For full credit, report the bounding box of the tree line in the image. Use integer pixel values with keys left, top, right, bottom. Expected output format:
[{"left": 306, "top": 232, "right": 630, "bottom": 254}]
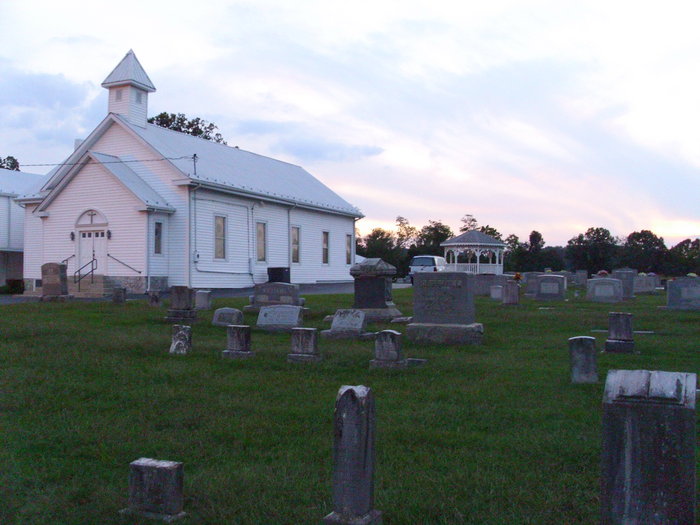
[{"left": 356, "top": 215, "right": 700, "bottom": 277}]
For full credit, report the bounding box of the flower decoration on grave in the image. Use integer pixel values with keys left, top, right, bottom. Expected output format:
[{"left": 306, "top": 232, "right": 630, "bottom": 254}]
[
  {"left": 597, "top": 270, "right": 609, "bottom": 276},
  {"left": 513, "top": 272, "right": 522, "bottom": 282}
]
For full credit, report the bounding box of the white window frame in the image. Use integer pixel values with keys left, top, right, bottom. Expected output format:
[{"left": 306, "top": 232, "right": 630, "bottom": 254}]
[
  {"left": 256, "top": 221, "right": 267, "bottom": 263},
  {"left": 291, "top": 225, "right": 301, "bottom": 264},
  {"left": 214, "top": 214, "right": 227, "bottom": 260}
]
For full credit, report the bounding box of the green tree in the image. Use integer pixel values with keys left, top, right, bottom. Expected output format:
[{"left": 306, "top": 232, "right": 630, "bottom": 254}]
[
  {"left": 666, "top": 238, "right": 700, "bottom": 275},
  {"left": 528, "top": 230, "right": 544, "bottom": 253},
  {"left": 0, "top": 156, "right": 20, "bottom": 171},
  {"left": 620, "top": 230, "right": 667, "bottom": 272},
  {"left": 459, "top": 214, "right": 478, "bottom": 232},
  {"left": 416, "top": 220, "right": 454, "bottom": 255},
  {"left": 566, "top": 227, "right": 619, "bottom": 273},
  {"left": 148, "top": 112, "right": 227, "bottom": 144},
  {"left": 478, "top": 225, "right": 503, "bottom": 240},
  {"left": 395, "top": 216, "right": 417, "bottom": 249}
]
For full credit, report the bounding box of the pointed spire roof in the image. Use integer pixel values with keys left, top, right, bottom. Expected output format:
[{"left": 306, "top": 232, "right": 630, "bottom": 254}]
[{"left": 101, "top": 49, "right": 156, "bottom": 92}]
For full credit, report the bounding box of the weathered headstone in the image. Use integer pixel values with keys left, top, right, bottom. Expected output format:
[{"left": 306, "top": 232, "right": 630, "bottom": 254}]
[
  {"left": 287, "top": 327, "right": 321, "bottom": 363},
  {"left": 169, "top": 325, "right": 192, "bottom": 355},
  {"left": 473, "top": 273, "right": 508, "bottom": 296},
  {"left": 489, "top": 285, "right": 503, "bottom": 301},
  {"left": 407, "top": 272, "right": 483, "bottom": 345},
  {"left": 568, "top": 336, "right": 598, "bottom": 383},
  {"left": 601, "top": 370, "right": 696, "bottom": 524},
  {"left": 148, "top": 291, "right": 161, "bottom": 307},
  {"left": 633, "top": 274, "right": 657, "bottom": 294},
  {"left": 667, "top": 276, "right": 700, "bottom": 310},
  {"left": 370, "top": 330, "right": 407, "bottom": 369},
  {"left": 112, "top": 287, "right": 127, "bottom": 304},
  {"left": 574, "top": 269, "right": 588, "bottom": 286},
  {"left": 243, "top": 282, "right": 306, "bottom": 313},
  {"left": 323, "top": 386, "right": 382, "bottom": 524},
  {"left": 605, "top": 312, "right": 634, "bottom": 353},
  {"left": 40, "top": 262, "right": 71, "bottom": 301},
  {"left": 194, "top": 290, "right": 212, "bottom": 310},
  {"left": 611, "top": 268, "right": 637, "bottom": 300},
  {"left": 120, "top": 458, "right": 186, "bottom": 522},
  {"left": 523, "top": 272, "right": 542, "bottom": 296},
  {"left": 321, "top": 309, "right": 373, "bottom": 340},
  {"left": 165, "top": 286, "right": 197, "bottom": 323},
  {"left": 586, "top": 278, "right": 623, "bottom": 303},
  {"left": 222, "top": 325, "right": 253, "bottom": 359},
  {"left": 212, "top": 307, "right": 244, "bottom": 327},
  {"left": 534, "top": 274, "right": 566, "bottom": 301},
  {"left": 502, "top": 280, "right": 520, "bottom": 305},
  {"left": 349, "top": 258, "right": 402, "bottom": 322},
  {"left": 256, "top": 305, "right": 303, "bottom": 332}
]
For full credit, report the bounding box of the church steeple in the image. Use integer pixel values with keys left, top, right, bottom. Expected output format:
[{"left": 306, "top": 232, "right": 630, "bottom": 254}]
[{"left": 101, "top": 50, "right": 155, "bottom": 128}]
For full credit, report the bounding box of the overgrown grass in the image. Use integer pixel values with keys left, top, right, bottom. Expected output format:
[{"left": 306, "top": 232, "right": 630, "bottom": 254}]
[{"left": 1, "top": 289, "right": 698, "bottom": 524}]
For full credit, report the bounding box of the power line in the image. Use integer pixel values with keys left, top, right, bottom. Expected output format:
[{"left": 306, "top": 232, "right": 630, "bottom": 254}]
[{"left": 21, "top": 155, "right": 194, "bottom": 168}]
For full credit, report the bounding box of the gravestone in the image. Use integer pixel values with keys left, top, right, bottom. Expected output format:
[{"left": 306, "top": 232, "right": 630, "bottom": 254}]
[
  {"left": 222, "top": 325, "right": 253, "bottom": 359},
  {"left": 349, "top": 258, "right": 402, "bottom": 322},
  {"left": 287, "top": 327, "right": 321, "bottom": 363},
  {"left": 165, "top": 286, "right": 197, "bottom": 323},
  {"left": 574, "top": 269, "right": 588, "bottom": 286},
  {"left": 321, "top": 309, "right": 374, "bottom": 340},
  {"left": 40, "top": 262, "right": 71, "bottom": 301},
  {"left": 667, "top": 276, "right": 700, "bottom": 310},
  {"left": 407, "top": 272, "right": 483, "bottom": 345},
  {"left": 502, "top": 280, "right": 520, "bottom": 305},
  {"left": 601, "top": 370, "right": 696, "bottom": 524},
  {"left": 243, "top": 282, "right": 306, "bottom": 313},
  {"left": 523, "top": 272, "right": 542, "bottom": 296},
  {"left": 534, "top": 274, "right": 566, "bottom": 301},
  {"left": 473, "top": 274, "right": 508, "bottom": 296},
  {"left": 212, "top": 307, "right": 244, "bottom": 327},
  {"left": 611, "top": 268, "right": 637, "bottom": 300},
  {"left": 370, "top": 330, "right": 407, "bottom": 369},
  {"left": 568, "top": 336, "right": 597, "bottom": 383},
  {"left": 633, "top": 274, "right": 657, "bottom": 294},
  {"left": 323, "top": 386, "right": 382, "bottom": 524},
  {"left": 489, "top": 285, "right": 503, "bottom": 301},
  {"left": 112, "top": 287, "right": 126, "bottom": 304},
  {"left": 194, "top": 290, "right": 212, "bottom": 310},
  {"left": 552, "top": 270, "right": 572, "bottom": 288},
  {"left": 257, "top": 305, "right": 303, "bottom": 332},
  {"left": 148, "top": 291, "right": 161, "bottom": 307},
  {"left": 120, "top": 458, "right": 186, "bottom": 522},
  {"left": 586, "top": 278, "right": 623, "bottom": 303},
  {"left": 169, "top": 325, "right": 192, "bottom": 355},
  {"left": 605, "top": 312, "right": 634, "bottom": 353}
]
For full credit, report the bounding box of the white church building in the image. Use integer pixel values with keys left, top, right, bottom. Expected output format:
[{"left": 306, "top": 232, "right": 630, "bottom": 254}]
[{"left": 18, "top": 50, "right": 363, "bottom": 294}]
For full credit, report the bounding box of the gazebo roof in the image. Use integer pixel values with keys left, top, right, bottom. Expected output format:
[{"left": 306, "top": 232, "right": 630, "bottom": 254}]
[{"left": 441, "top": 230, "right": 505, "bottom": 248}]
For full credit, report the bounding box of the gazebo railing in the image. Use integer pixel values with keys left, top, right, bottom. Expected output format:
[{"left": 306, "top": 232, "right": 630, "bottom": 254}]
[{"left": 448, "top": 263, "right": 503, "bottom": 274}]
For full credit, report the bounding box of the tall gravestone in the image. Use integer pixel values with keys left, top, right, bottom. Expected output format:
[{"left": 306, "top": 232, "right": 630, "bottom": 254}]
[
  {"left": 121, "top": 458, "right": 186, "bottom": 522},
  {"left": 605, "top": 312, "right": 634, "bottom": 353},
  {"left": 323, "top": 386, "right": 382, "bottom": 524},
  {"left": 523, "top": 272, "right": 542, "bottom": 296},
  {"left": 165, "top": 286, "right": 197, "bottom": 323},
  {"left": 611, "top": 268, "right": 637, "bottom": 300},
  {"left": 40, "top": 262, "right": 71, "bottom": 301},
  {"left": 601, "top": 370, "right": 696, "bottom": 524},
  {"left": 502, "top": 280, "right": 519, "bottom": 305},
  {"left": 667, "top": 276, "right": 700, "bottom": 310},
  {"left": 574, "top": 269, "right": 588, "bottom": 286},
  {"left": 349, "top": 258, "right": 402, "bottom": 322},
  {"left": 407, "top": 272, "right": 483, "bottom": 345},
  {"left": 568, "top": 336, "right": 598, "bottom": 383},
  {"left": 586, "top": 278, "right": 623, "bottom": 303}
]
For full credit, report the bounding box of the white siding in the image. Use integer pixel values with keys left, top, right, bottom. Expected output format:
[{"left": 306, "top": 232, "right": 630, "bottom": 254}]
[
  {"left": 38, "top": 159, "right": 147, "bottom": 277},
  {"left": 108, "top": 86, "right": 148, "bottom": 128},
  {"left": 9, "top": 195, "right": 25, "bottom": 250},
  {"left": 0, "top": 196, "right": 8, "bottom": 248},
  {"left": 91, "top": 123, "right": 190, "bottom": 284},
  {"left": 22, "top": 204, "right": 43, "bottom": 279},
  {"left": 148, "top": 212, "right": 169, "bottom": 277}
]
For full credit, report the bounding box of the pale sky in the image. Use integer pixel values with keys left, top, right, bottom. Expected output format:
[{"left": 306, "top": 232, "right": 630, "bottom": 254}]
[{"left": 2, "top": 0, "right": 700, "bottom": 247}]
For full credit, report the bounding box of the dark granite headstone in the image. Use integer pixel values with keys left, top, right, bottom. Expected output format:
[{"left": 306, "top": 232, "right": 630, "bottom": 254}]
[
  {"left": 121, "top": 458, "right": 186, "bottom": 522},
  {"left": 41, "top": 262, "right": 69, "bottom": 298},
  {"left": 112, "top": 287, "right": 127, "bottom": 304},
  {"left": 323, "top": 386, "right": 382, "bottom": 524},
  {"left": 348, "top": 258, "right": 402, "bottom": 321},
  {"left": 165, "top": 286, "right": 197, "bottom": 323},
  {"left": 568, "top": 336, "right": 597, "bottom": 384},
  {"left": 601, "top": 370, "right": 696, "bottom": 524},
  {"left": 605, "top": 312, "right": 634, "bottom": 353}
]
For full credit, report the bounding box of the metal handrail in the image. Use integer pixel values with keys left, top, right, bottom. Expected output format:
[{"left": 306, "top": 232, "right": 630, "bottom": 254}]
[
  {"left": 74, "top": 258, "right": 97, "bottom": 291},
  {"left": 107, "top": 253, "right": 142, "bottom": 274},
  {"left": 61, "top": 254, "right": 75, "bottom": 265}
]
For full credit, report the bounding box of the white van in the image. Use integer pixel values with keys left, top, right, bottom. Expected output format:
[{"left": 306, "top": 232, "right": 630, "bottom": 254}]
[{"left": 408, "top": 255, "right": 448, "bottom": 283}]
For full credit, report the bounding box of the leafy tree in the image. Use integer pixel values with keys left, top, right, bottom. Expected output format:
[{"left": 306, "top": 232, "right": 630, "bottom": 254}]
[
  {"left": 363, "top": 228, "right": 397, "bottom": 261},
  {"left": 566, "top": 227, "right": 619, "bottom": 273},
  {"left": 478, "top": 225, "right": 503, "bottom": 240},
  {"left": 504, "top": 234, "right": 527, "bottom": 271},
  {"left": 148, "top": 112, "right": 227, "bottom": 144},
  {"left": 395, "top": 216, "right": 417, "bottom": 249},
  {"left": 620, "top": 230, "right": 667, "bottom": 272},
  {"left": 416, "top": 220, "right": 454, "bottom": 255},
  {"left": 666, "top": 238, "right": 700, "bottom": 275},
  {"left": 0, "top": 156, "right": 20, "bottom": 170},
  {"left": 528, "top": 230, "right": 544, "bottom": 253},
  {"left": 459, "top": 214, "right": 478, "bottom": 232}
]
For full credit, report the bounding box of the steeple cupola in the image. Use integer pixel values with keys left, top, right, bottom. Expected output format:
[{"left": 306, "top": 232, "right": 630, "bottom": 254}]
[{"left": 101, "top": 50, "right": 156, "bottom": 128}]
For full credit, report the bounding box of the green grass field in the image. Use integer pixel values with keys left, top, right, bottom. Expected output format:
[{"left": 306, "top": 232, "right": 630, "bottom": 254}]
[{"left": 1, "top": 288, "right": 697, "bottom": 524}]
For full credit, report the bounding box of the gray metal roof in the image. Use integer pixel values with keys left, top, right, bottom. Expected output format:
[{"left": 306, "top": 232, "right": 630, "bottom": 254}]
[
  {"left": 101, "top": 50, "right": 156, "bottom": 92},
  {"left": 121, "top": 116, "right": 363, "bottom": 217},
  {"left": 0, "top": 168, "right": 46, "bottom": 196},
  {"left": 441, "top": 230, "right": 505, "bottom": 247},
  {"left": 90, "top": 152, "right": 174, "bottom": 212}
]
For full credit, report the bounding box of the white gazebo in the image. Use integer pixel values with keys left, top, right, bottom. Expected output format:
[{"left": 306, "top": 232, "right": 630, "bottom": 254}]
[{"left": 441, "top": 230, "right": 505, "bottom": 274}]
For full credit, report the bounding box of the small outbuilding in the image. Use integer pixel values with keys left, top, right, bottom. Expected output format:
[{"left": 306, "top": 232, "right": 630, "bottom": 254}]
[{"left": 440, "top": 230, "right": 505, "bottom": 275}]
